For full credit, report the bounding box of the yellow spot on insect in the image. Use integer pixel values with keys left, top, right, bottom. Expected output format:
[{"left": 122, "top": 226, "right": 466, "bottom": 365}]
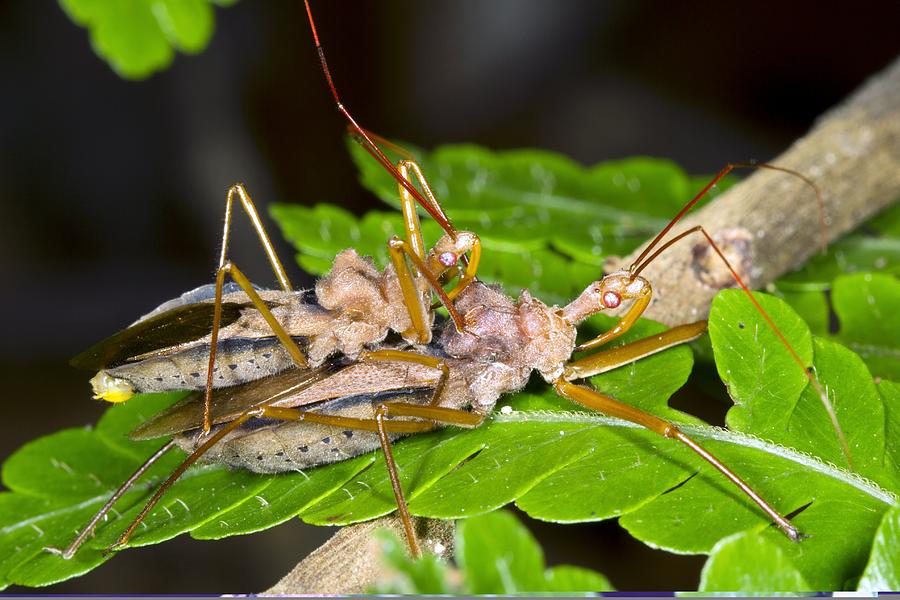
[{"left": 89, "top": 372, "right": 134, "bottom": 403}]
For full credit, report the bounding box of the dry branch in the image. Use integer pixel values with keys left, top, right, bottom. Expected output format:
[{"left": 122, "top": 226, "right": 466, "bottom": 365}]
[{"left": 611, "top": 56, "right": 900, "bottom": 325}]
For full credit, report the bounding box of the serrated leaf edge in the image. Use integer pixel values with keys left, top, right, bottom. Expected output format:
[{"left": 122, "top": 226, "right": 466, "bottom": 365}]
[{"left": 493, "top": 410, "right": 899, "bottom": 507}]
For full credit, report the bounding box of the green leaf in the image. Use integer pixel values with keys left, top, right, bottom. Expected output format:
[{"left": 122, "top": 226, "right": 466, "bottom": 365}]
[
  {"left": 373, "top": 510, "right": 612, "bottom": 594},
  {"left": 857, "top": 505, "right": 900, "bottom": 592},
  {"left": 868, "top": 202, "right": 900, "bottom": 237},
  {"left": 708, "top": 291, "right": 813, "bottom": 440},
  {"left": 711, "top": 290, "right": 891, "bottom": 480},
  {"left": 457, "top": 510, "right": 547, "bottom": 593},
  {"left": 458, "top": 511, "right": 613, "bottom": 593},
  {"left": 543, "top": 565, "right": 615, "bottom": 594},
  {"left": 775, "top": 236, "right": 900, "bottom": 292},
  {"left": 58, "top": 0, "right": 232, "bottom": 79},
  {"left": 881, "top": 381, "right": 900, "bottom": 476},
  {"left": 699, "top": 531, "right": 811, "bottom": 592},
  {"left": 318, "top": 140, "right": 736, "bottom": 268},
  {"left": 0, "top": 392, "right": 188, "bottom": 587},
  {"left": 770, "top": 289, "right": 829, "bottom": 336},
  {"left": 371, "top": 529, "right": 459, "bottom": 595},
  {"left": 832, "top": 272, "right": 900, "bottom": 382}
]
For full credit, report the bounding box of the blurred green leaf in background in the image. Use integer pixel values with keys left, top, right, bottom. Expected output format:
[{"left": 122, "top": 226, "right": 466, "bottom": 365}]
[
  {"left": 373, "top": 510, "right": 614, "bottom": 594},
  {"left": 58, "top": 0, "right": 238, "bottom": 79}
]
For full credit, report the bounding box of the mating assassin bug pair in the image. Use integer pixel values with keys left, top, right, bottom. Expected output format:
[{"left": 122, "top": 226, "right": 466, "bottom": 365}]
[{"left": 58, "top": 0, "right": 837, "bottom": 560}]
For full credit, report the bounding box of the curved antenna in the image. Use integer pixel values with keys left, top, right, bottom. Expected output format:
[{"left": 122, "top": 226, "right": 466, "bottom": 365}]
[
  {"left": 630, "top": 162, "right": 826, "bottom": 276},
  {"left": 660, "top": 226, "right": 850, "bottom": 464},
  {"left": 303, "top": 0, "right": 457, "bottom": 237},
  {"left": 626, "top": 166, "right": 849, "bottom": 466}
]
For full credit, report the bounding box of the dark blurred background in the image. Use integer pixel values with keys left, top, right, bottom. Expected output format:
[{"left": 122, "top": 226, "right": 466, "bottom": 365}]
[{"left": 1, "top": 0, "right": 898, "bottom": 593}]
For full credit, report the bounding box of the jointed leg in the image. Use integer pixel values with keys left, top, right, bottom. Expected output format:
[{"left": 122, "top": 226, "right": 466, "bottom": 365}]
[
  {"left": 394, "top": 159, "right": 483, "bottom": 295},
  {"left": 109, "top": 395, "right": 482, "bottom": 555},
  {"left": 203, "top": 260, "right": 308, "bottom": 433},
  {"left": 266, "top": 397, "right": 484, "bottom": 556},
  {"left": 220, "top": 183, "right": 293, "bottom": 292},
  {"left": 387, "top": 236, "right": 432, "bottom": 344},
  {"left": 360, "top": 349, "right": 450, "bottom": 407},
  {"left": 388, "top": 237, "right": 467, "bottom": 336},
  {"left": 396, "top": 159, "right": 449, "bottom": 259},
  {"left": 629, "top": 222, "right": 849, "bottom": 465},
  {"left": 51, "top": 440, "right": 178, "bottom": 560},
  {"left": 554, "top": 379, "right": 801, "bottom": 541},
  {"left": 577, "top": 294, "right": 652, "bottom": 352},
  {"left": 374, "top": 404, "right": 420, "bottom": 556},
  {"left": 201, "top": 184, "right": 304, "bottom": 433},
  {"left": 566, "top": 320, "right": 707, "bottom": 380},
  {"left": 110, "top": 409, "right": 259, "bottom": 551}
]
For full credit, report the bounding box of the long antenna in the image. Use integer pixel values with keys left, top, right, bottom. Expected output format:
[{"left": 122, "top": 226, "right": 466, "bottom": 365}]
[
  {"left": 303, "top": 0, "right": 457, "bottom": 236},
  {"left": 629, "top": 167, "right": 849, "bottom": 466},
  {"left": 631, "top": 162, "right": 827, "bottom": 274}
]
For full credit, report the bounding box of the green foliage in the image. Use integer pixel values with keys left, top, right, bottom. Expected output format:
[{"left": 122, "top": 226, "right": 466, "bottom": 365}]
[
  {"left": 771, "top": 271, "right": 900, "bottom": 380},
  {"left": 371, "top": 530, "right": 459, "bottom": 594},
  {"left": 857, "top": 504, "right": 900, "bottom": 591},
  {"left": 771, "top": 201, "right": 900, "bottom": 344},
  {"left": 699, "top": 531, "right": 812, "bottom": 592},
  {"left": 273, "top": 141, "right": 736, "bottom": 305},
  {"left": 3, "top": 292, "right": 898, "bottom": 590},
  {"left": 2, "top": 143, "right": 897, "bottom": 591},
  {"left": 832, "top": 273, "right": 900, "bottom": 381},
  {"left": 373, "top": 510, "right": 613, "bottom": 594},
  {"left": 58, "top": 0, "right": 237, "bottom": 79}
]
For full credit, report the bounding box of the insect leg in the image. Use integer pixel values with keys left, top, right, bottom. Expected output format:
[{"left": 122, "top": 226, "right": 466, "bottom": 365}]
[
  {"left": 396, "top": 160, "right": 434, "bottom": 260},
  {"left": 200, "top": 183, "right": 300, "bottom": 434},
  {"left": 577, "top": 294, "right": 652, "bottom": 352},
  {"left": 393, "top": 159, "right": 483, "bottom": 299},
  {"left": 265, "top": 402, "right": 484, "bottom": 557},
  {"left": 203, "top": 260, "right": 308, "bottom": 433},
  {"left": 50, "top": 440, "right": 178, "bottom": 559},
  {"left": 373, "top": 402, "right": 485, "bottom": 555},
  {"left": 373, "top": 405, "right": 420, "bottom": 556},
  {"left": 387, "top": 236, "right": 431, "bottom": 344},
  {"left": 360, "top": 349, "right": 450, "bottom": 407},
  {"left": 630, "top": 222, "right": 849, "bottom": 466},
  {"left": 565, "top": 321, "right": 708, "bottom": 381},
  {"left": 391, "top": 160, "right": 482, "bottom": 330},
  {"left": 109, "top": 411, "right": 259, "bottom": 552},
  {"left": 553, "top": 379, "right": 802, "bottom": 542},
  {"left": 388, "top": 237, "right": 468, "bottom": 335},
  {"left": 108, "top": 401, "right": 478, "bottom": 555},
  {"left": 261, "top": 403, "right": 484, "bottom": 430},
  {"left": 220, "top": 183, "right": 294, "bottom": 292}
]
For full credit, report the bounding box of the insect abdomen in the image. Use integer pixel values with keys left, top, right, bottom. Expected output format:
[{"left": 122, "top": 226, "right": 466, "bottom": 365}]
[{"left": 103, "top": 337, "right": 302, "bottom": 394}]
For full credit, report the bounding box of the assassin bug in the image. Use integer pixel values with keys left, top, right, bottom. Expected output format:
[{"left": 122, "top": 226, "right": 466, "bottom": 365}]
[{"left": 56, "top": 0, "right": 838, "bottom": 563}]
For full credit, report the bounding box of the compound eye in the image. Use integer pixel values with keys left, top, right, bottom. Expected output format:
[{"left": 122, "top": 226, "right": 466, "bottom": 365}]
[
  {"left": 601, "top": 291, "right": 621, "bottom": 309},
  {"left": 438, "top": 252, "right": 458, "bottom": 267}
]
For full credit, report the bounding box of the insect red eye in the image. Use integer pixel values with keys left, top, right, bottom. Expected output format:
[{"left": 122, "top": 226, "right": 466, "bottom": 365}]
[
  {"left": 439, "top": 252, "right": 458, "bottom": 267},
  {"left": 602, "top": 291, "right": 621, "bottom": 308}
]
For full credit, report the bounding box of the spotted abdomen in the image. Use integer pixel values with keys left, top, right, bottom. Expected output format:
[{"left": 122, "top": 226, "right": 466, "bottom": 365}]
[
  {"left": 174, "top": 388, "right": 433, "bottom": 474},
  {"left": 103, "top": 337, "right": 302, "bottom": 394}
]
